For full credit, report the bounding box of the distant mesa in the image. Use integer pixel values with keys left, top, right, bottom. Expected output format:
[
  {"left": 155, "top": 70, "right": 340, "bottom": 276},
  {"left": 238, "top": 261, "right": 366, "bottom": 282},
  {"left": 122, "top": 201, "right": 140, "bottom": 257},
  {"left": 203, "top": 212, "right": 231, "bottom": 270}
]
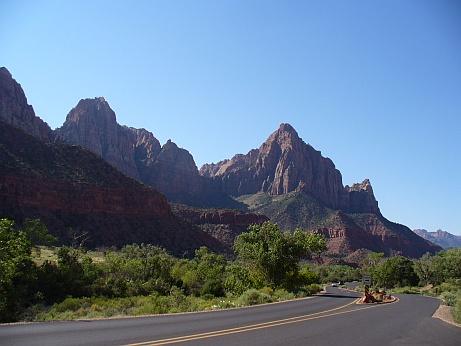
[{"left": 414, "top": 229, "right": 461, "bottom": 249}]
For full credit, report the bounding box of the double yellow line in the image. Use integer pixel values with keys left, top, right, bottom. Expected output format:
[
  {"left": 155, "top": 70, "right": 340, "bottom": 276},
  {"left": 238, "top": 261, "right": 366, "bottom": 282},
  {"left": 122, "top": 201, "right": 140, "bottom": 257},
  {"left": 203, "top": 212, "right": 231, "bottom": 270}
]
[{"left": 123, "top": 297, "right": 397, "bottom": 346}]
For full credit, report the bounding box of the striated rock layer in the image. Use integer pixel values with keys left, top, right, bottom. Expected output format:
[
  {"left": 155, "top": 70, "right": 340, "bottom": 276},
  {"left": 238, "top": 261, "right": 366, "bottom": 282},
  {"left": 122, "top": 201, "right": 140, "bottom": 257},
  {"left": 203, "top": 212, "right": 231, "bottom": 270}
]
[
  {"left": 172, "top": 204, "right": 268, "bottom": 252},
  {"left": 200, "top": 123, "right": 379, "bottom": 214}
]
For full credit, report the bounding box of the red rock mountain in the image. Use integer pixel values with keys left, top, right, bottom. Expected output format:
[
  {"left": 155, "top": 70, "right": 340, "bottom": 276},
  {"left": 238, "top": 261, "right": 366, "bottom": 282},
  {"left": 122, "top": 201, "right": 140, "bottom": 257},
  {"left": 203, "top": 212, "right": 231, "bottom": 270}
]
[
  {"left": 0, "top": 67, "right": 258, "bottom": 254},
  {"left": 200, "top": 123, "right": 379, "bottom": 214},
  {"left": 202, "top": 124, "right": 440, "bottom": 260},
  {"left": 0, "top": 66, "right": 442, "bottom": 259},
  {"left": 55, "top": 98, "right": 240, "bottom": 209}
]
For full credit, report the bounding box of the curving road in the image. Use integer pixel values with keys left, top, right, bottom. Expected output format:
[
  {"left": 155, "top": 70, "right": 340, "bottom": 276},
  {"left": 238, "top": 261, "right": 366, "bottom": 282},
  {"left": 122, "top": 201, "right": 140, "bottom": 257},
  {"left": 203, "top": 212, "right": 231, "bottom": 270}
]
[{"left": 1, "top": 287, "right": 460, "bottom": 346}]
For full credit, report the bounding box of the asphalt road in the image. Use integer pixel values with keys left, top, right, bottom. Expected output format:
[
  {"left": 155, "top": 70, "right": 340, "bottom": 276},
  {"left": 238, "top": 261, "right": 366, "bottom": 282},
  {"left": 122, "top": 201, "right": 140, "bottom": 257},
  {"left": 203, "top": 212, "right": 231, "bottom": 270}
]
[{"left": 1, "top": 287, "right": 460, "bottom": 346}]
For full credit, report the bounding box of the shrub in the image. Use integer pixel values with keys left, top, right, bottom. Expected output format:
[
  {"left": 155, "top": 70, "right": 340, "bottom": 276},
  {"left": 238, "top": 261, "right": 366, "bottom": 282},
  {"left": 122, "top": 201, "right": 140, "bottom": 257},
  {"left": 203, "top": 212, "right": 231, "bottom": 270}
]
[
  {"left": 440, "top": 291, "right": 458, "bottom": 307},
  {"left": 453, "top": 294, "right": 461, "bottom": 323},
  {"left": 304, "top": 284, "right": 322, "bottom": 295},
  {"left": 272, "top": 289, "right": 295, "bottom": 301},
  {"left": 236, "top": 289, "right": 273, "bottom": 306},
  {"left": 200, "top": 279, "right": 224, "bottom": 297}
]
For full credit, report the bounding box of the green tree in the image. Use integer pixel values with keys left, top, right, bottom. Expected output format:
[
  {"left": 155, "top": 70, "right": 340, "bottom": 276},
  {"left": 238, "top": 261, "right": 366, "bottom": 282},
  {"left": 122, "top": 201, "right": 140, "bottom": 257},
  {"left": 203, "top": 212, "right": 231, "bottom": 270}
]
[
  {"left": 234, "top": 222, "right": 326, "bottom": 288},
  {"left": 96, "top": 244, "right": 176, "bottom": 297},
  {"left": 0, "top": 219, "right": 36, "bottom": 322},
  {"left": 414, "top": 253, "right": 435, "bottom": 286},
  {"left": 372, "top": 256, "right": 418, "bottom": 288},
  {"left": 21, "top": 219, "right": 57, "bottom": 246}
]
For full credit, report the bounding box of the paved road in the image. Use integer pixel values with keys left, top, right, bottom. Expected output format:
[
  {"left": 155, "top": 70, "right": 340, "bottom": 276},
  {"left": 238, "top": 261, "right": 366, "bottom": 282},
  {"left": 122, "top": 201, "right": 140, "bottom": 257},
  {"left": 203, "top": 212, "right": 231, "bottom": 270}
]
[{"left": 1, "top": 288, "right": 460, "bottom": 346}]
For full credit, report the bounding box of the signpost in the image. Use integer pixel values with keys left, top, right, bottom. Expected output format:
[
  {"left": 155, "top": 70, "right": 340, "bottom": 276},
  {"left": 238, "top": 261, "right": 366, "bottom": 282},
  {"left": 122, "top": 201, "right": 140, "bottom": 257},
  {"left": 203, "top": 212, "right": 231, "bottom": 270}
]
[{"left": 362, "top": 275, "right": 372, "bottom": 286}]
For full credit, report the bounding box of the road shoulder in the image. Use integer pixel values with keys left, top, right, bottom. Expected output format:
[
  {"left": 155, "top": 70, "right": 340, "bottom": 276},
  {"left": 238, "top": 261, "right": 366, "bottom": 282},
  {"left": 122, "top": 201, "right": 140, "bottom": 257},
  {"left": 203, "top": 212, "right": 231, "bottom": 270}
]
[{"left": 433, "top": 304, "right": 461, "bottom": 328}]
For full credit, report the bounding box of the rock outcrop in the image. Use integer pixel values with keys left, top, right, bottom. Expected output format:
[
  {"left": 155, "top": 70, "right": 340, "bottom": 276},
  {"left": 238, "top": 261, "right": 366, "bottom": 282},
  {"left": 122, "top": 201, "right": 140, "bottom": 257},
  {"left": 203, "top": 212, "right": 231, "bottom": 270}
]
[
  {"left": 0, "top": 67, "right": 53, "bottom": 141},
  {"left": 56, "top": 98, "right": 240, "bottom": 209},
  {"left": 200, "top": 123, "right": 379, "bottom": 214}
]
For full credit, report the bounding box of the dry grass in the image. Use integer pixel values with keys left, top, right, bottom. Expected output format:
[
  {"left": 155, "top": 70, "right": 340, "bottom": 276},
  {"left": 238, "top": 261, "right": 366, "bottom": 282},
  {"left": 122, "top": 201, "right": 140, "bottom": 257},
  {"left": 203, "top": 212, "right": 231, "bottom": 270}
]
[{"left": 31, "top": 246, "right": 105, "bottom": 265}]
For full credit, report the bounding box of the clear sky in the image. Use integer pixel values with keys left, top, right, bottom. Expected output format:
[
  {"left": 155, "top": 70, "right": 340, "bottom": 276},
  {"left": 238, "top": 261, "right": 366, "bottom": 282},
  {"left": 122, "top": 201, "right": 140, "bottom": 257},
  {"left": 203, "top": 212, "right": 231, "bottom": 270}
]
[{"left": 1, "top": 0, "right": 460, "bottom": 234}]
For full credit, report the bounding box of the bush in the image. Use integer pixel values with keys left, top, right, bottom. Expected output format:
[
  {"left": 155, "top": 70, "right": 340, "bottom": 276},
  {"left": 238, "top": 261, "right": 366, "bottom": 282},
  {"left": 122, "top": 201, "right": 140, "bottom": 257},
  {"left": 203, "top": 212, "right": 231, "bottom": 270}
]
[
  {"left": 453, "top": 294, "right": 461, "bottom": 323},
  {"left": 200, "top": 279, "right": 224, "bottom": 297},
  {"left": 440, "top": 291, "right": 458, "bottom": 307},
  {"left": 304, "top": 284, "right": 322, "bottom": 295},
  {"left": 272, "top": 289, "right": 295, "bottom": 301},
  {"left": 236, "top": 289, "right": 273, "bottom": 306}
]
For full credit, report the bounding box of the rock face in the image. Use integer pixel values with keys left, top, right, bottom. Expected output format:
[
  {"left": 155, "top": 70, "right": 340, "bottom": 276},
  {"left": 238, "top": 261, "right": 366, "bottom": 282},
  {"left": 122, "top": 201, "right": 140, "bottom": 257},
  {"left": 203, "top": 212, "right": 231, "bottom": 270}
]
[
  {"left": 414, "top": 229, "right": 461, "bottom": 249},
  {"left": 0, "top": 67, "right": 53, "bottom": 141},
  {"left": 0, "top": 120, "right": 225, "bottom": 254},
  {"left": 56, "top": 98, "right": 239, "bottom": 209},
  {"left": 200, "top": 123, "right": 379, "bottom": 214}
]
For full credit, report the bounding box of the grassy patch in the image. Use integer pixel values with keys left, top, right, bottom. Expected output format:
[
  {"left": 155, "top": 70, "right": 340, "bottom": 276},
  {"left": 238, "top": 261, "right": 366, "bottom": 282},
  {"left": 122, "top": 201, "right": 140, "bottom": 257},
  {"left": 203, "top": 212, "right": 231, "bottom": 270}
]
[{"left": 31, "top": 246, "right": 105, "bottom": 265}]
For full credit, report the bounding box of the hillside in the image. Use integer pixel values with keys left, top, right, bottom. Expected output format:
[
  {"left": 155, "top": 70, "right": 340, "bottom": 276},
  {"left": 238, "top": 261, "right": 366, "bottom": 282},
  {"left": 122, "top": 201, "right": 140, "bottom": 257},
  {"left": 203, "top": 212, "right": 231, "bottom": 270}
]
[{"left": 237, "top": 191, "right": 440, "bottom": 260}]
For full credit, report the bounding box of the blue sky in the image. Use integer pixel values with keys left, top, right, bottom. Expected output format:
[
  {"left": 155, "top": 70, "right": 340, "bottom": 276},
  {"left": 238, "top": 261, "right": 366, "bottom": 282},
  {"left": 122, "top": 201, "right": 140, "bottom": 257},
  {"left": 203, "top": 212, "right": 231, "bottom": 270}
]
[{"left": 1, "top": 0, "right": 460, "bottom": 234}]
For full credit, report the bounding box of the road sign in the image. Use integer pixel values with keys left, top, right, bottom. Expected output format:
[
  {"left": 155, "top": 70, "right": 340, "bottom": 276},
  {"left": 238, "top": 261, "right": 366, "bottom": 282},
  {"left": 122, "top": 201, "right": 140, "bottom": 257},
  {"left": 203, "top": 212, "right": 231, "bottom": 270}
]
[{"left": 362, "top": 275, "right": 372, "bottom": 285}]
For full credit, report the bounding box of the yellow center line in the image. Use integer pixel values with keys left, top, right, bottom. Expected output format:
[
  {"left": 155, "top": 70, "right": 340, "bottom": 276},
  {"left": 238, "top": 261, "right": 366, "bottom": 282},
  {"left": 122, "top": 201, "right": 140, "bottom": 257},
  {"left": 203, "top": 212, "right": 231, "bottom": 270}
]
[{"left": 122, "top": 296, "right": 389, "bottom": 346}]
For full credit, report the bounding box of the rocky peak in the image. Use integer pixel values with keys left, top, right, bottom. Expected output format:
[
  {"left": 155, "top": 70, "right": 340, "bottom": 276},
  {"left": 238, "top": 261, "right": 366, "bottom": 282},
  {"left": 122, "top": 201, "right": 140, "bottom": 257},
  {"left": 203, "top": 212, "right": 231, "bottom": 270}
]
[
  {"left": 346, "top": 179, "right": 374, "bottom": 193},
  {"left": 65, "top": 97, "right": 117, "bottom": 125},
  {"left": 56, "top": 97, "right": 157, "bottom": 179},
  {"left": 200, "top": 123, "right": 381, "bottom": 214},
  {"left": 0, "top": 67, "right": 12, "bottom": 78},
  {"left": 200, "top": 123, "right": 345, "bottom": 208},
  {"left": 0, "top": 66, "right": 52, "bottom": 141},
  {"left": 345, "top": 179, "right": 379, "bottom": 214},
  {"left": 157, "top": 140, "right": 198, "bottom": 174}
]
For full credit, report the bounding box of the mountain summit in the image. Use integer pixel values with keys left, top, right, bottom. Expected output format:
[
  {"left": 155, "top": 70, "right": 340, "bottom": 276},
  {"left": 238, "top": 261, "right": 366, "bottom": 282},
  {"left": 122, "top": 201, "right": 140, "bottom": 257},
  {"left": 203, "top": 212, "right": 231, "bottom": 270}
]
[{"left": 200, "top": 123, "right": 379, "bottom": 214}]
